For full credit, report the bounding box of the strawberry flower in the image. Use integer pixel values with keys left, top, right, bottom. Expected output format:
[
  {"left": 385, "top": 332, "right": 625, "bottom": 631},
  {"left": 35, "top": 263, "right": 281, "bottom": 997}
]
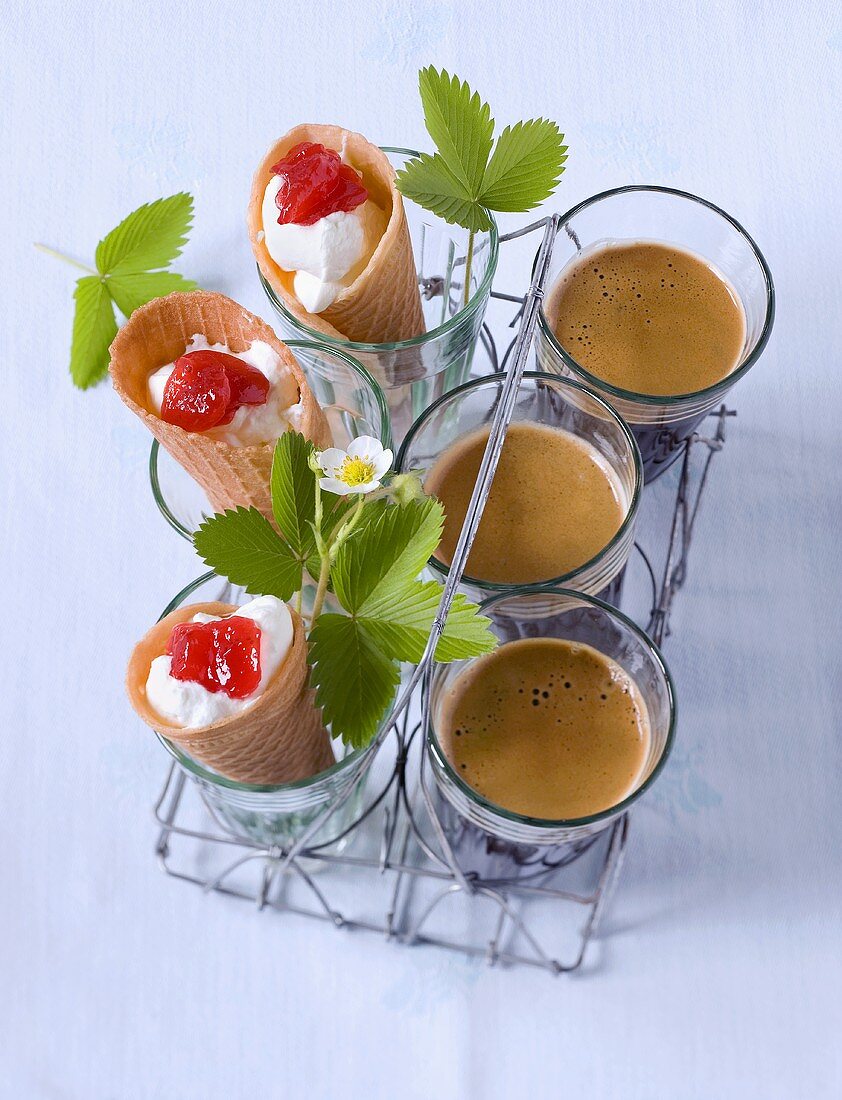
[{"left": 316, "top": 436, "right": 393, "bottom": 495}]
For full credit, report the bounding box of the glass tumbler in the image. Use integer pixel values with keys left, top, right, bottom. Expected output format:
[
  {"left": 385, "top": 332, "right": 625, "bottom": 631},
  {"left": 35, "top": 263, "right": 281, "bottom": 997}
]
[
  {"left": 426, "top": 588, "right": 676, "bottom": 880},
  {"left": 153, "top": 572, "right": 380, "bottom": 850},
  {"left": 150, "top": 340, "right": 392, "bottom": 540},
  {"left": 535, "top": 185, "right": 774, "bottom": 479},
  {"left": 396, "top": 372, "right": 642, "bottom": 609},
  {"left": 260, "top": 148, "right": 499, "bottom": 445}
]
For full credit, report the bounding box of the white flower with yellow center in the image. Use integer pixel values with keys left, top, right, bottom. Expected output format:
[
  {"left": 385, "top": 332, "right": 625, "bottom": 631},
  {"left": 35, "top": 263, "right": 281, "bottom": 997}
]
[{"left": 316, "top": 436, "right": 393, "bottom": 495}]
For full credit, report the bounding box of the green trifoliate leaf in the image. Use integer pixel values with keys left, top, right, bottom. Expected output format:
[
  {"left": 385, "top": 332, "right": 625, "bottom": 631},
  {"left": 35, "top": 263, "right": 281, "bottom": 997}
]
[
  {"left": 193, "top": 507, "right": 301, "bottom": 600},
  {"left": 358, "top": 580, "right": 496, "bottom": 663},
  {"left": 308, "top": 614, "right": 400, "bottom": 748},
  {"left": 70, "top": 276, "right": 118, "bottom": 388},
  {"left": 397, "top": 68, "right": 567, "bottom": 231},
  {"left": 330, "top": 497, "right": 444, "bottom": 615},
  {"left": 107, "top": 271, "right": 199, "bottom": 317},
  {"left": 479, "top": 119, "right": 568, "bottom": 212},
  {"left": 396, "top": 153, "right": 493, "bottom": 233},
  {"left": 95, "top": 192, "right": 194, "bottom": 276},
  {"left": 418, "top": 66, "right": 494, "bottom": 193}
]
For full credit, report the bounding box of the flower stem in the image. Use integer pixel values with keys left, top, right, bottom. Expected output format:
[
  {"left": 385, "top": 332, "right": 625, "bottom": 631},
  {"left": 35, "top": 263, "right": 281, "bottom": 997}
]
[
  {"left": 313, "top": 478, "right": 324, "bottom": 542},
  {"left": 311, "top": 495, "right": 367, "bottom": 622},
  {"left": 311, "top": 554, "right": 331, "bottom": 622},
  {"left": 329, "top": 496, "right": 366, "bottom": 561},
  {"left": 34, "top": 243, "right": 97, "bottom": 275},
  {"left": 462, "top": 230, "right": 475, "bottom": 309},
  {"left": 310, "top": 480, "right": 329, "bottom": 621}
]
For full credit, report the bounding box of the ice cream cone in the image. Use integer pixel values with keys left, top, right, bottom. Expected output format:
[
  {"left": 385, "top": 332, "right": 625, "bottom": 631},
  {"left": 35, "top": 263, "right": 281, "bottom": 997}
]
[
  {"left": 109, "top": 290, "right": 332, "bottom": 517},
  {"left": 126, "top": 601, "right": 335, "bottom": 785},
  {"left": 249, "top": 124, "right": 425, "bottom": 345}
]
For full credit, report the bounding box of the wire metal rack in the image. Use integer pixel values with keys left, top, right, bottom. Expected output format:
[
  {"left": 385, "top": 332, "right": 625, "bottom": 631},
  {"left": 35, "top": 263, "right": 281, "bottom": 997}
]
[{"left": 150, "top": 217, "right": 734, "bottom": 974}]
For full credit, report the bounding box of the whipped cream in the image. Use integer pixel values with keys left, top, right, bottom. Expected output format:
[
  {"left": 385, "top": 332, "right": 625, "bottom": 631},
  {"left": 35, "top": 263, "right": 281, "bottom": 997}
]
[
  {"left": 261, "top": 176, "right": 387, "bottom": 313},
  {"left": 146, "top": 595, "right": 294, "bottom": 729},
  {"left": 147, "top": 334, "right": 303, "bottom": 446}
]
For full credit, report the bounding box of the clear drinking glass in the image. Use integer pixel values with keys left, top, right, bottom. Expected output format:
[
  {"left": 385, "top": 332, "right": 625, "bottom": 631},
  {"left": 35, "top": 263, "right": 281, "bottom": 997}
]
[
  {"left": 535, "top": 186, "right": 775, "bottom": 479},
  {"left": 260, "top": 148, "right": 499, "bottom": 445},
  {"left": 396, "top": 372, "right": 642, "bottom": 609},
  {"left": 426, "top": 588, "right": 676, "bottom": 879},
  {"left": 154, "top": 571, "right": 380, "bottom": 849},
  {"left": 150, "top": 340, "right": 392, "bottom": 540}
]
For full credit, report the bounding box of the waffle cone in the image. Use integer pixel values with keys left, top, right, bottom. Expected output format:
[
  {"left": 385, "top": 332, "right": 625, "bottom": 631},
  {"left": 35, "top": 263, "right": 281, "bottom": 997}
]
[
  {"left": 248, "top": 124, "right": 425, "bottom": 345},
  {"left": 126, "top": 601, "right": 335, "bottom": 785},
  {"left": 109, "top": 291, "right": 332, "bottom": 517}
]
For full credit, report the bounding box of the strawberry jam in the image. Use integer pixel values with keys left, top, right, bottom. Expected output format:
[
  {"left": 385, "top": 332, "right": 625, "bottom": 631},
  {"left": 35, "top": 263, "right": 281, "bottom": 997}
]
[
  {"left": 166, "top": 616, "right": 262, "bottom": 699},
  {"left": 160, "top": 350, "right": 270, "bottom": 432},
  {"left": 271, "top": 142, "right": 368, "bottom": 226}
]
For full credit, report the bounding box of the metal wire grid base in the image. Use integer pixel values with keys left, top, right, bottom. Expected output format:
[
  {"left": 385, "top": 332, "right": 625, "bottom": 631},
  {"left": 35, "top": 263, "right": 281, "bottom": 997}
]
[
  {"left": 150, "top": 217, "right": 734, "bottom": 974},
  {"left": 153, "top": 409, "right": 728, "bottom": 973},
  {"left": 154, "top": 716, "right": 630, "bottom": 973}
]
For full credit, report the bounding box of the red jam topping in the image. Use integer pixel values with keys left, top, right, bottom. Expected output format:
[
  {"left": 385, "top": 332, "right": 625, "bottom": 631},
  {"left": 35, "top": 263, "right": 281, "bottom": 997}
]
[
  {"left": 166, "top": 616, "right": 262, "bottom": 699},
  {"left": 271, "top": 142, "right": 368, "bottom": 226},
  {"left": 160, "top": 350, "right": 270, "bottom": 432}
]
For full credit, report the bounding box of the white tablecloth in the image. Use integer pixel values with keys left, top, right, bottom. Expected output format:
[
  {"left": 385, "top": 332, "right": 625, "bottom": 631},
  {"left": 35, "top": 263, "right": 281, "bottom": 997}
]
[{"left": 4, "top": 2, "right": 841, "bottom": 1097}]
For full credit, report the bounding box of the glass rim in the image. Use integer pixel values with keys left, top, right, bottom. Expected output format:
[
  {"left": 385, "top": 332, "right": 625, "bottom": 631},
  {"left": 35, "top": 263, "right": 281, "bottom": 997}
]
[
  {"left": 259, "top": 146, "right": 500, "bottom": 353},
  {"left": 536, "top": 183, "right": 776, "bottom": 406},
  {"left": 154, "top": 569, "right": 372, "bottom": 793},
  {"left": 149, "top": 338, "right": 393, "bottom": 542},
  {"left": 427, "top": 586, "right": 677, "bottom": 829},
  {"left": 396, "top": 370, "right": 643, "bottom": 594}
]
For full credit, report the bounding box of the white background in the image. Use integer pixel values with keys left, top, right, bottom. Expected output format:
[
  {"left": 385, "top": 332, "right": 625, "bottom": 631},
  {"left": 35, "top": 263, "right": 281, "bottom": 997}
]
[{"left": 4, "top": 1, "right": 841, "bottom": 1097}]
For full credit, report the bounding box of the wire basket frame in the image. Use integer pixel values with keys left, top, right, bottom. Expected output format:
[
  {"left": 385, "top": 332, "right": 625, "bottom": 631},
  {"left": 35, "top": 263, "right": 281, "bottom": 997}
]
[{"left": 149, "top": 217, "right": 734, "bottom": 974}]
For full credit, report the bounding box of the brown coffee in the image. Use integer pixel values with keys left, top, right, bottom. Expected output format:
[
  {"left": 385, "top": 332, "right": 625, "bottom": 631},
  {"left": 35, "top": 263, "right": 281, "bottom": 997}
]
[
  {"left": 425, "top": 421, "right": 626, "bottom": 585},
  {"left": 546, "top": 240, "right": 746, "bottom": 396},
  {"left": 438, "top": 638, "right": 650, "bottom": 820}
]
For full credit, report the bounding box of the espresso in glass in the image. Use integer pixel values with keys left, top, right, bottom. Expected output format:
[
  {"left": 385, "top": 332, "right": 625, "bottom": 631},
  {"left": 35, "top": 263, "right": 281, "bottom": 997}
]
[
  {"left": 438, "top": 637, "right": 650, "bottom": 820},
  {"left": 535, "top": 187, "right": 774, "bottom": 480},
  {"left": 426, "top": 421, "right": 626, "bottom": 586},
  {"left": 426, "top": 589, "right": 675, "bottom": 881},
  {"left": 546, "top": 241, "right": 746, "bottom": 398}
]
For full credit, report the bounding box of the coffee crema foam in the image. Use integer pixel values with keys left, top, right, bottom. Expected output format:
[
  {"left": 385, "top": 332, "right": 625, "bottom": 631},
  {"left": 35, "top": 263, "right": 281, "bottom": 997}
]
[
  {"left": 439, "top": 638, "right": 651, "bottom": 820},
  {"left": 545, "top": 240, "right": 747, "bottom": 396},
  {"left": 426, "top": 421, "right": 627, "bottom": 585}
]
